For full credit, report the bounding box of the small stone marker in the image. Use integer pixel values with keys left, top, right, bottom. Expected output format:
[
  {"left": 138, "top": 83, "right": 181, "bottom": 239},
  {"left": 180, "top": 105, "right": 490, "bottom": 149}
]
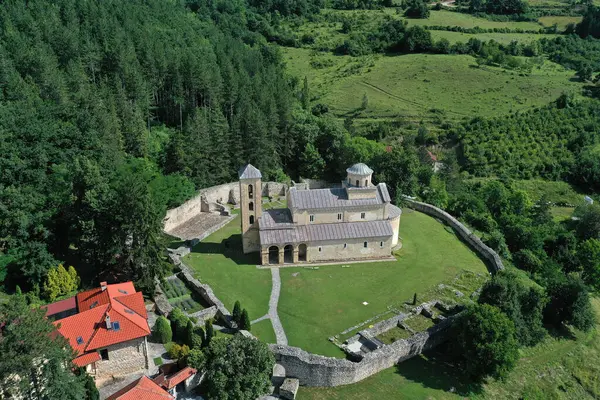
[
  {"left": 291, "top": 272, "right": 299, "bottom": 277},
  {"left": 362, "top": 301, "right": 368, "bottom": 305},
  {"left": 280, "top": 378, "right": 299, "bottom": 400}
]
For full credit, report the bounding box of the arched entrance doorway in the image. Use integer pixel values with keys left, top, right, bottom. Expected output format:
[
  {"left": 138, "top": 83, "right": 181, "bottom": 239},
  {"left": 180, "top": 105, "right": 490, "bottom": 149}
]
[
  {"left": 268, "top": 246, "right": 279, "bottom": 265},
  {"left": 298, "top": 244, "right": 307, "bottom": 262},
  {"left": 284, "top": 245, "right": 293, "bottom": 264}
]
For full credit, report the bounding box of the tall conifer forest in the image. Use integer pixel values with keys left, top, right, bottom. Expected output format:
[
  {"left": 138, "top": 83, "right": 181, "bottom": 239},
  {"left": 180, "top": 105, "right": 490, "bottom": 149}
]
[{"left": 0, "top": 0, "right": 300, "bottom": 288}]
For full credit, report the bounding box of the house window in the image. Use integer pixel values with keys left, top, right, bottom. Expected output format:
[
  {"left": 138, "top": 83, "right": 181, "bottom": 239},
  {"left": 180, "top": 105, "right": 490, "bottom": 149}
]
[
  {"left": 249, "top": 215, "right": 255, "bottom": 224},
  {"left": 249, "top": 202, "right": 254, "bottom": 211},
  {"left": 380, "top": 241, "right": 384, "bottom": 248},
  {"left": 337, "top": 213, "right": 342, "bottom": 221},
  {"left": 344, "top": 243, "right": 347, "bottom": 249},
  {"left": 364, "top": 242, "right": 368, "bottom": 248},
  {"left": 356, "top": 179, "right": 359, "bottom": 186},
  {"left": 100, "top": 349, "right": 109, "bottom": 361},
  {"left": 310, "top": 215, "right": 315, "bottom": 222},
  {"left": 248, "top": 184, "right": 254, "bottom": 199},
  {"left": 361, "top": 212, "right": 365, "bottom": 219},
  {"left": 318, "top": 247, "right": 322, "bottom": 252}
]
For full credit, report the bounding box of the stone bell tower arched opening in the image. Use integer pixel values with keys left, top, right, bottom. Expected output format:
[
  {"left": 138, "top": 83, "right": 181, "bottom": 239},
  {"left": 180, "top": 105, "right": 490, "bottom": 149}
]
[{"left": 239, "top": 164, "right": 263, "bottom": 254}]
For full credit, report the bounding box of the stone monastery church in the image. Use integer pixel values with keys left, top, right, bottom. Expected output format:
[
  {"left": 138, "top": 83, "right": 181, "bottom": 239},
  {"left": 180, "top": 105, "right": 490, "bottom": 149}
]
[{"left": 238, "top": 163, "right": 402, "bottom": 265}]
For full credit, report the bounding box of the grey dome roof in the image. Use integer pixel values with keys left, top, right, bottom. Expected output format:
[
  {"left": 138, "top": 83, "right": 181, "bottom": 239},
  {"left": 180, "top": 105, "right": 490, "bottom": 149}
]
[{"left": 346, "top": 163, "right": 373, "bottom": 176}]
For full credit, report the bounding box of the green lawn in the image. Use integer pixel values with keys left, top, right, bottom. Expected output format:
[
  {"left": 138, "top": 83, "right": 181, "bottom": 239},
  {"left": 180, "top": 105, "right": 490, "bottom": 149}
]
[
  {"left": 515, "top": 179, "right": 586, "bottom": 205},
  {"left": 277, "top": 210, "right": 489, "bottom": 357},
  {"left": 551, "top": 206, "right": 575, "bottom": 222},
  {"left": 538, "top": 15, "right": 582, "bottom": 30},
  {"left": 403, "top": 9, "right": 543, "bottom": 30},
  {"left": 283, "top": 48, "right": 582, "bottom": 121},
  {"left": 429, "top": 30, "right": 559, "bottom": 44},
  {"left": 299, "top": 297, "right": 600, "bottom": 400},
  {"left": 251, "top": 319, "right": 277, "bottom": 344},
  {"left": 183, "top": 216, "right": 272, "bottom": 322}
]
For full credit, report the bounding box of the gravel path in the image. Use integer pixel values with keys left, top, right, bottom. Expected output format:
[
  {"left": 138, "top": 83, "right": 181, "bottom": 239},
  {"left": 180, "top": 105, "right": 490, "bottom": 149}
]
[
  {"left": 269, "top": 268, "right": 288, "bottom": 345},
  {"left": 251, "top": 314, "right": 270, "bottom": 324}
]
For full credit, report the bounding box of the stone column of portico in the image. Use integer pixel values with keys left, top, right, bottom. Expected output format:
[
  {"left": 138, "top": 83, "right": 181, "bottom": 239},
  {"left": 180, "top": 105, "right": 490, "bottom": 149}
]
[
  {"left": 261, "top": 248, "right": 269, "bottom": 265},
  {"left": 278, "top": 247, "right": 284, "bottom": 265},
  {"left": 293, "top": 247, "right": 299, "bottom": 263}
]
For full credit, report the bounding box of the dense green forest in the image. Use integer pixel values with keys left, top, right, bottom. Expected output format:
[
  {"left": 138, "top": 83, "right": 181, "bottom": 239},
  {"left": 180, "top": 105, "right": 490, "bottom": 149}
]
[{"left": 0, "top": 0, "right": 299, "bottom": 290}]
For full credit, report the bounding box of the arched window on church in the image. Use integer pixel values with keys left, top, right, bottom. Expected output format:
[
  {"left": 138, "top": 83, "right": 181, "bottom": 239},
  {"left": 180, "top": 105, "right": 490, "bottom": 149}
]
[
  {"left": 249, "top": 215, "right": 255, "bottom": 225},
  {"left": 355, "top": 179, "right": 359, "bottom": 186},
  {"left": 365, "top": 179, "right": 368, "bottom": 186},
  {"left": 249, "top": 202, "right": 254, "bottom": 211},
  {"left": 248, "top": 184, "right": 254, "bottom": 199}
]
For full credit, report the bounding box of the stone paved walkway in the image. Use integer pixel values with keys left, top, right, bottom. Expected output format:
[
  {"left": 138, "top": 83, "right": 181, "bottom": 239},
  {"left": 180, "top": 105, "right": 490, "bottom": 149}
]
[
  {"left": 250, "top": 269, "right": 287, "bottom": 345},
  {"left": 268, "top": 268, "right": 287, "bottom": 345}
]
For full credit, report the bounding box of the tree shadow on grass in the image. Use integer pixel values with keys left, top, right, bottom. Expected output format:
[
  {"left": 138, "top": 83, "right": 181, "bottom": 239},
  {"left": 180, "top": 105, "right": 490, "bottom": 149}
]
[
  {"left": 395, "top": 346, "right": 483, "bottom": 397},
  {"left": 545, "top": 323, "right": 577, "bottom": 341},
  {"left": 190, "top": 234, "right": 260, "bottom": 266}
]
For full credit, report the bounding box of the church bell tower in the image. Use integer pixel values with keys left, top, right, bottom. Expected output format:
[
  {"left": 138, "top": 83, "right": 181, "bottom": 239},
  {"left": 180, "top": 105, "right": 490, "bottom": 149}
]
[{"left": 238, "top": 164, "right": 262, "bottom": 254}]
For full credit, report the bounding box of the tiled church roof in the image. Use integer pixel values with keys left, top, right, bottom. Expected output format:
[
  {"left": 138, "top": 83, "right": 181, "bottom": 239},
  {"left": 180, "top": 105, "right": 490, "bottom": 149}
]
[
  {"left": 288, "top": 183, "right": 391, "bottom": 210},
  {"left": 259, "top": 220, "right": 393, "bottom": 246}
]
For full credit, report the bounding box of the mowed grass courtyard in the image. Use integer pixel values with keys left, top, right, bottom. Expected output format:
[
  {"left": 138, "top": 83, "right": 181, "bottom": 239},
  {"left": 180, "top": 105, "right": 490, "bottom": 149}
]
[
  {"left": 278, "top": 210, "right": 488, "bottom": 357},
  {"left": 184, "top": 210, "right": 488, "bottom": 357}
]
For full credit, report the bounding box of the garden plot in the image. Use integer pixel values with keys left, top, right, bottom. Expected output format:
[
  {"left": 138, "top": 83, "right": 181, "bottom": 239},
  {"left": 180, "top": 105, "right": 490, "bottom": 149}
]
[{"left": 161, "top": 277, "right": 207, "bottom": 314}]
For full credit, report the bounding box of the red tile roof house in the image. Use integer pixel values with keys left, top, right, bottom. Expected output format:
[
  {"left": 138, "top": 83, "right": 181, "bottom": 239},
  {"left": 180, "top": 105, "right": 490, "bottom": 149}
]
[
  {"left": 106, "top": 376, "right": 174, "bottom": 400},
  {"left": 105, "top": 365, "right": 199, "bottom": 400},
  {"left": 46, "top": 281, "right": 151, "bottom": 384},
  {"left": 152, "top": 364, "right": 200, "bottom": 396}
]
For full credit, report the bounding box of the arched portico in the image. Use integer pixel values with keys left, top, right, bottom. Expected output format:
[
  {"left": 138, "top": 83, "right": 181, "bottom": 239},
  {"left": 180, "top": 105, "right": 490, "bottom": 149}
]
[
  {"left": 284, "top": 245, "right": 293, "bottom": 264},
  {"left": 298, "top": 243, "right": 307, "bottom": 262},
  {"left": 268, "top": 246, "right": 279, "bottom": 265}
]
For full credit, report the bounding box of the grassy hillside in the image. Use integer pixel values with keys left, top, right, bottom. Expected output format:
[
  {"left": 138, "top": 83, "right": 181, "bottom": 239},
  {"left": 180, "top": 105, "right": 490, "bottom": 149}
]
[{"left": 283, "top": 48, "right": 583, "bottom": 121}]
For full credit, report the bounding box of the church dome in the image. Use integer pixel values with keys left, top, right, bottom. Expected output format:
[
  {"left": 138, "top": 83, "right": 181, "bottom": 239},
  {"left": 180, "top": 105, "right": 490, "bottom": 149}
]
[{"left": 346, "top": 163, "right": 373, "bottom": 176}]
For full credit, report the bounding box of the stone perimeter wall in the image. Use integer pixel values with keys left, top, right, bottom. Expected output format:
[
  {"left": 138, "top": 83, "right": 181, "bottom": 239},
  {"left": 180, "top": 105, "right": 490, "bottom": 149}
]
[
  {"left": 168, "top": 253, "right": 233, "bottom": 328},
  {"left": 164, "top": 181, "right": 287, "bottom": 232},
  {"left": 270, "top": 316, "right": 453, "bottom": 387},
  {"left": 403, "top": 197, "right": 504, "bottom": 273}
]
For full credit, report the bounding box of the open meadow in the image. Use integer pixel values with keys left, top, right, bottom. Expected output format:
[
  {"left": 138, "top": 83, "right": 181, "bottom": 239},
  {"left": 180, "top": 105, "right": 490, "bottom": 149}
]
[{"left": 283, "top": 47, "right": 583, "bottom": 121}]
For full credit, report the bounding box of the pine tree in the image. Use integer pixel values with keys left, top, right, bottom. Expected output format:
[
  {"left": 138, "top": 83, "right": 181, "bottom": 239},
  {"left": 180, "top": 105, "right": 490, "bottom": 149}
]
[
  {"left": 241, "top": 309, "right": 251, "bottom": 331},
  {"left": 204, "top": 320, "right": 214, "bottom": 348},
  {"left": 153, "top": 316, "right": 173, "bottom": 344},
  {"left": 185, "top": 320, "right": 195, "bottom": 348},
  {"left": 232, "top": 300, "right": 242, "bottom": 326}
]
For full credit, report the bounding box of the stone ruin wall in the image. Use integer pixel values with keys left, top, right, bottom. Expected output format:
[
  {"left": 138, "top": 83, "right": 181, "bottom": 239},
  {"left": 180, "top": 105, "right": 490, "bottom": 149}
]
[
  {"left": 402, "top": 197, "right": 504, "bottom": 273},
  {"left": 270, "top": 317, "right": 453, "bottom": 387},
  {"left": 164, "top": 181, "right": 287, "bottom": 233},
  {"left": 168, "top": 253, "right": 233, "bottom": 328},
  {"left": 355, "top": 313, "right": 407, "bottom": 340}
]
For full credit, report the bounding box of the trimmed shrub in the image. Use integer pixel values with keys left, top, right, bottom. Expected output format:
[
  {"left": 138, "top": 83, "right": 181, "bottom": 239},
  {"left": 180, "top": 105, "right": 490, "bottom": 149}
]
[{"left": 153, "top": 316, "right": 173, "bottom": 344}]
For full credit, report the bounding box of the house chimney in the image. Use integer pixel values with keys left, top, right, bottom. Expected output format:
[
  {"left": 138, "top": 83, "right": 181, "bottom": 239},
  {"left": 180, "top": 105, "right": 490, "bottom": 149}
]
[
  {"left": 100, "top": 282, "right": 107, "bottom": 291},
  {"left": 105, "top": 315, "right": 112, "bottom": 330}
]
